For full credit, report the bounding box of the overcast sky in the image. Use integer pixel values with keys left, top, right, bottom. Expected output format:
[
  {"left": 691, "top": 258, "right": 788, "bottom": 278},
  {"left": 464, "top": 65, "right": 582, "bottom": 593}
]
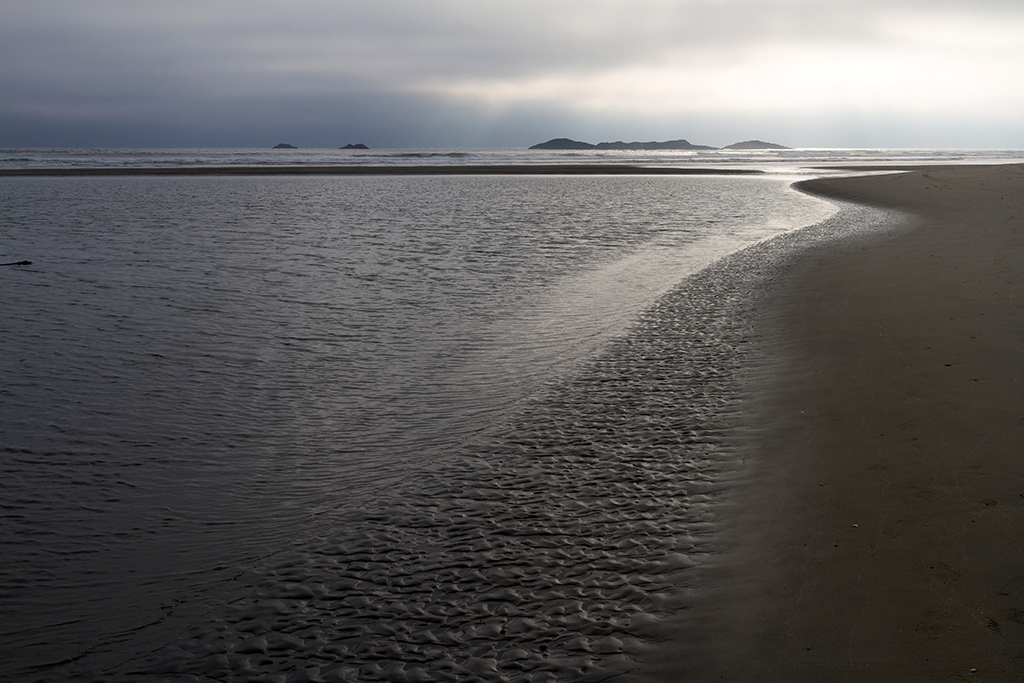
[{"left": 3, "top": 0, "right": 1024, "bottom": 149}]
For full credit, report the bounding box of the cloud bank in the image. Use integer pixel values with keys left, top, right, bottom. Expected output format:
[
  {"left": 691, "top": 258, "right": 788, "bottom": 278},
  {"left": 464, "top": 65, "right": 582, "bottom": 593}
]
[{"left": 3, "top": 0, "right": 1024, "bottom": 148}]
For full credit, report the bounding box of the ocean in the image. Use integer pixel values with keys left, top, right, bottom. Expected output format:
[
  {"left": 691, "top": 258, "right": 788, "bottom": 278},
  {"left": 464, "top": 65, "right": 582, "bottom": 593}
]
[
  {"left": 3, "top": 145, "right": 1022, "bottom": 171},
  {"left": 1, "top": 148, "right": 1021, "bottom": 681}
]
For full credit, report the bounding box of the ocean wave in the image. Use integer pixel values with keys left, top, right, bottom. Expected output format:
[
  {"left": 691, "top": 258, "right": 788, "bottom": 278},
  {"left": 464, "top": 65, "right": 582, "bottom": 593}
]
[{"left": 354, "top": 152, "right": 472, "bottom": 159}]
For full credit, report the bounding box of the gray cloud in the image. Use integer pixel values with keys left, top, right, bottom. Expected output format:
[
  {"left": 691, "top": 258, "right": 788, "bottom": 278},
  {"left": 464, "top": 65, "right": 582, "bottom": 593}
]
[{"left": 3, "top": 0, "right": 1024, "bottom": 148}]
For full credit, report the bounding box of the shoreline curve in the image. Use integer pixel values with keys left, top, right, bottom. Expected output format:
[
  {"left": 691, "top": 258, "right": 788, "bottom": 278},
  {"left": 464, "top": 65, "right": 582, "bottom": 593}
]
[{"left": 642, "top": 162, "right": 1024, "bottom": 681}]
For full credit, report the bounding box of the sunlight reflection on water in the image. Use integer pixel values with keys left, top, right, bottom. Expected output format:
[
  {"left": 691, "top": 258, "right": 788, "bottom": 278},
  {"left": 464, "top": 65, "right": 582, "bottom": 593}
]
[{"left": 0, "top": 172, "right": 837, "bottom": 679}]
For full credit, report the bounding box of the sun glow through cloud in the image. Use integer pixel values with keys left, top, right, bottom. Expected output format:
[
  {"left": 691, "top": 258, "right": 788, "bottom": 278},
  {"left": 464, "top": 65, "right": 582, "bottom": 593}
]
[
  {"left": 393, "top": 2, "right": 1024, "bottom": 144},
  {"left": 422, "top": 37, "right": 1022, "bottom": 119}
]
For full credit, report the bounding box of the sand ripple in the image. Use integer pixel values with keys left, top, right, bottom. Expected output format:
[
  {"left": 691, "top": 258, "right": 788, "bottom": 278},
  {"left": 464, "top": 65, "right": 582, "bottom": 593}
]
[{"left": 81, "top": 205, "right": 892, "bottom": 683}]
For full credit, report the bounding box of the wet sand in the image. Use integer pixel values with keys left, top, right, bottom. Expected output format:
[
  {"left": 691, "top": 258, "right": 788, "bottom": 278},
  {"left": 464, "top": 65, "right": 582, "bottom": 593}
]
[{"left": 647, "top": 163, "right": 1024, "bottom": 681}]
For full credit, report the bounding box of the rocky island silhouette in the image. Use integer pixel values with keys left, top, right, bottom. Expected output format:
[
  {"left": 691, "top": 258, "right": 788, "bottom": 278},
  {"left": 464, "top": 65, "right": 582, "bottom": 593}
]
[{"left": 529, "top": 138, "right": 789, "bottom": 151}]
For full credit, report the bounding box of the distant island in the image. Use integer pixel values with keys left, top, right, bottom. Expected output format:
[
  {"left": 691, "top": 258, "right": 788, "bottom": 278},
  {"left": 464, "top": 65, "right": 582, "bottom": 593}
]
[
  {"left": 529, "top": 138, "right": 715, "bottom": 151},
  {"left": 529, "top": 137, "right": 789, "bottom": 151},
  {"left": 722, "top": 140, "right": 789, "bottom": 150},
  {"left": 529, "top": 138, "right": 596, "bottom": 150},
  {"left": 273, "top": 143, "right": 297, "bottom": 149},
  {"left": 340, "top": 143, "right": 369, "bottom": 150}
]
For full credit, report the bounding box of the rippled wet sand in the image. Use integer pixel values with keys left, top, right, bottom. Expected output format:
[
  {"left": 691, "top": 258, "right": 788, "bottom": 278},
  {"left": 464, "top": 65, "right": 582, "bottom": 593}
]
[
  {"left": 29, "top": 204, "right": 889, "bottom": 683},
  {"left": 105, "top": 263, "right": 745, "bottom": 682}
]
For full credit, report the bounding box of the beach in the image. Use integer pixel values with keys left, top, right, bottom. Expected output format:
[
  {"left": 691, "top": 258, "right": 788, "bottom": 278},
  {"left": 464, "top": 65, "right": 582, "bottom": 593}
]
[
  {"left": 642, "top": 163, "right": 1024, "bottom": 681},
  {"left": 5, "top": 159, "right": 1024, "bottom": 680}
]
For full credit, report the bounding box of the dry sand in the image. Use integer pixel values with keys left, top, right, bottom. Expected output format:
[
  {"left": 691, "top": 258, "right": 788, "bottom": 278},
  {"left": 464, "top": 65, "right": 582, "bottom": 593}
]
[{"left": 646, "top": 163, "right": 1024, "bottom": 681}]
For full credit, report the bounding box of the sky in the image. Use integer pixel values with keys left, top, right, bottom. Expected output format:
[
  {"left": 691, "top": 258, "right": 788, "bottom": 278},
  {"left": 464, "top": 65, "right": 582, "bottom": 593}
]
[{"left": 2, "top": 0, "right": 1024, "bottom": 149}]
